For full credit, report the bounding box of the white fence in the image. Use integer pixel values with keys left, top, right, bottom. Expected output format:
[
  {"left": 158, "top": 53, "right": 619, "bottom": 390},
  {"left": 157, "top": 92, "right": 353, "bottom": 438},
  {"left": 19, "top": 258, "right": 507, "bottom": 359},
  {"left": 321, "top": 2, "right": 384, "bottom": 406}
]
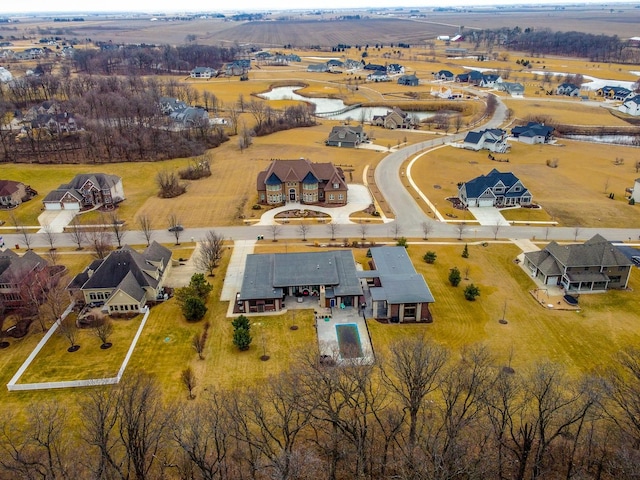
[{"left": 6, "top": 306, "right": 151, "bottom": 392}]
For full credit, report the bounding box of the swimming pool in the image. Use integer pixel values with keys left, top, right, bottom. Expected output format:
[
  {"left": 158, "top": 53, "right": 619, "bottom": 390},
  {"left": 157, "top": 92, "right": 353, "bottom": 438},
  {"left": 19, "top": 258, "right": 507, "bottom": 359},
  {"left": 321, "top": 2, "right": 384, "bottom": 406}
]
[{"left": 335, "top": 324, "right": 364, "bottom": 358}]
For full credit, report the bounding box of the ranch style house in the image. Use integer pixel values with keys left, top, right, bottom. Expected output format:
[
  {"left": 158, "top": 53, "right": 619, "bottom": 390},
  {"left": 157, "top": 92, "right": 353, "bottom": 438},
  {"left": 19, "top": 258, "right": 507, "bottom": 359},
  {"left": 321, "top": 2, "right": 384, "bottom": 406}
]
[{"left": 237, "top": 247, "right": 435, "bottom": 323}]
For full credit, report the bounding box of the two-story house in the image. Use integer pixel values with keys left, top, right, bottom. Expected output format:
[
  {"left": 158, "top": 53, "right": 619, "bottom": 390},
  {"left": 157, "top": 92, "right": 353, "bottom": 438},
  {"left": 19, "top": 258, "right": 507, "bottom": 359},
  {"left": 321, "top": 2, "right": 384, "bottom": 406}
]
[
  {"left": 462, "top": 129, "right": 509, "bottom": 153},
  {"left": 326, "top": 125, "right": 368, "bottom": 148},
  {"left": 257, "top": 158, "right": 348, "bottom": 206},
  {"left": 371, "top": 107, "right": 415, "bottom": 129},
  {"left": 458, "top": 169, "right": 532, "bottom": 208},
  {"left": 523, "top": 234, "right": 632, "bottom": 292},
  {"left": 0, "top": 250, "right": 51, "bottom": 311},
  {"left": 556, "top": 83, "right": 581, "bottom": 96},
  {"left": 511, "top": 122, "right": 555, "bottom": 144},
  {"left": 0, "top": 180, "right": 31, "bottom": 207},
  {"left": 43, "top": 173, "right": 125, "bottom": 211}
]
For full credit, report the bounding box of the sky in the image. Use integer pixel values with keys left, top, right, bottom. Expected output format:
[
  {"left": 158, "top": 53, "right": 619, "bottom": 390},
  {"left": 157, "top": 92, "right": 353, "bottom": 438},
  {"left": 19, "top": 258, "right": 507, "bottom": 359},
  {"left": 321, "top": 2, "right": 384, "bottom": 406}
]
[{"left": 0, "top": 0, "right": 630, "bottom": 15}]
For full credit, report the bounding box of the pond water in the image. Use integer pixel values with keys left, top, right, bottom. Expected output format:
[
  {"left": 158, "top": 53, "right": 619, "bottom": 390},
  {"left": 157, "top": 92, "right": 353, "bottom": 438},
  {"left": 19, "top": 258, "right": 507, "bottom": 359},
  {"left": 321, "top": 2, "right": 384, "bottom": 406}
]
[{"left": 259, "top": 86, "right": 434, "bottom": 121}]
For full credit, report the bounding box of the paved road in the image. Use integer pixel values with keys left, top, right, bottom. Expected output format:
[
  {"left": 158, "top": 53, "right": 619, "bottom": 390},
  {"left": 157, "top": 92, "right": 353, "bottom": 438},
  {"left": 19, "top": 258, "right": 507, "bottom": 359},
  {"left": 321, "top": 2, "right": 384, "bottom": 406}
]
[{"left": 1, "top": 96, "right": 639, "bottom": 248}]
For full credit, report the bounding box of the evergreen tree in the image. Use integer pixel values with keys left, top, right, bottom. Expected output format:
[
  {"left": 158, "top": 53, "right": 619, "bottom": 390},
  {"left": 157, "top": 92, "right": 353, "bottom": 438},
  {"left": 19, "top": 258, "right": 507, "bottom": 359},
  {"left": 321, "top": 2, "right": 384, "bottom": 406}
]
[{"left": 449, "top": 267, "right": 462, "bottom": 287}]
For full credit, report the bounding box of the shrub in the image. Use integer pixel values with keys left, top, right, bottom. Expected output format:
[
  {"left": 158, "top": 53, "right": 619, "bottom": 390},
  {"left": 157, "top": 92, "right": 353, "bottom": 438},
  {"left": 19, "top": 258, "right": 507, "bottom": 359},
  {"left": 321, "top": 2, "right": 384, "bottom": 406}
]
[
  {"left": 183, "top": 297, "right": 207, "bottom": 322},
  {"left": 464, "top": 284, "right": 481, "bottom": 301},
  {"left": 233, "top": 327, "right": 252, "bottom": 351},
  {"left": 396, "top": 237, "right": 408, "bottom": 248},
  {"left": 462, "top": 243, "right": 469, "bottom": 258},
  {"left": 449, "top": 267, "right": 461, "bottom": 287},
  {"left": 424, "top": 251, "right": 437, "bottom": 264}
]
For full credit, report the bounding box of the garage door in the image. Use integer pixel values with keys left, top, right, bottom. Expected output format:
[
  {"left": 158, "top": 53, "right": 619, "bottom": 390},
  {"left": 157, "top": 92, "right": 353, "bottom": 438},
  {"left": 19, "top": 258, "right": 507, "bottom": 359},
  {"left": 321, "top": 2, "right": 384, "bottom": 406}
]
[
  {"left": 478, "top": 199, "right": 494, "bottom": 207},
  {"left": 546, "top": 276, "right": 558, "bottom": 286}
]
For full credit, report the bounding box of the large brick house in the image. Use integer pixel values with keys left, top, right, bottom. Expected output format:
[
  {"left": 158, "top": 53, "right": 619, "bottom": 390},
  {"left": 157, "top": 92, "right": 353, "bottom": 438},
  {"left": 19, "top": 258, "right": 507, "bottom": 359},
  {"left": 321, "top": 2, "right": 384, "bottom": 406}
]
[
  {"left": 523, "top": 234, "right": 632, "bottom": 292},
  {"left": 43, "top": 173, "right": 125, "bottom": 211},
  {"left": 0, "top": 180, "right": 32, "bottom": 207},
  {"left": 0, "top": 250, "right": 52, "bottom": 310},
  {"left": 257, "top": 159, "right": 348, "bottom": 206}
]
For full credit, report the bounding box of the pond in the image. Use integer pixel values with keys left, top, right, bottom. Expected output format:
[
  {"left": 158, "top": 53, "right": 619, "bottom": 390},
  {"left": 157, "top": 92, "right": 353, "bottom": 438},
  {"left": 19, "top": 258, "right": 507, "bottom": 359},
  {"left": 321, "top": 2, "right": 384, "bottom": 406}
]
[{"left": 259, "top": 86, "right": 435, "bottom": 121}]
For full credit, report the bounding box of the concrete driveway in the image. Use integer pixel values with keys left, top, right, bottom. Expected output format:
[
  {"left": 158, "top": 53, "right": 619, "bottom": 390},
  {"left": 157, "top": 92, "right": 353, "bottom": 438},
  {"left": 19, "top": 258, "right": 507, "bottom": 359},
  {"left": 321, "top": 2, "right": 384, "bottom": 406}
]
[
  {"left": 37, "top": 210, "right": 77, "bottom": 233},
  {"left": 467, "top": 207, "right": 510, "bottom": 226},
  {"left": 254, "top": 184, "right": 374, "bottom": 226}
]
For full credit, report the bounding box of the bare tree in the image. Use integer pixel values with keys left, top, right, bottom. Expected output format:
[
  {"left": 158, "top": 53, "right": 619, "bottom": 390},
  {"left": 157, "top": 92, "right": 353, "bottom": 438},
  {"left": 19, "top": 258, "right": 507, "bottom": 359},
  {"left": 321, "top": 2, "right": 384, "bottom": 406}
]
[
  {"left": 42, "top": 224, "right": 57, "bottom": 251},
  {"left": 67, "top": 215, "right": 86, "bottom": 250},
  {"left": 0, "top": 401, "right": 75, "bottom": 479},
  {"left": 421, "top": 220, "right": 433, "bottom": 240},
  {"left": 456, "top": 222, "right": 468, "bottom": 240},
  {"left": 156, "top": 170, "right": 187, "bottom": 198},
  {"left": 492, "top": 223, "right": 502, "bottom": 240},
  {"left": 107, "top": 212, "right": 127, "bottom": 249},
  {"left": 391, "top": 222, "right": 401, "bottom": 240},
  {"left": 454, "top": 114, "right": 464, "bottom": 133},
  {"left": 57, "top": 316, "right": 79, "bottom": 351},
  {"left": 93, "top": 318, "right": 113, "bottom": 347},
  {"left": 195, "top": 230, "right": 224, "bottom": 276},
  {"left": 181, "top": 367, "right": 197, "bottom": 400},
  {"left": 10, "top": 213, "right": 33, "bottom": 250},
  {"left": 81, "top": 372, "right": 172, "bottom": 480},
  {"left": 192, "top": 331, "right": 206, "bottom": 360},
  {"left": 270, "top": 224, "right": 281, "bottom": 242},
  {"left": 172, "top": 392, "right": 231, "bottom": 480},
  {"left": 573, "top": 227, "right": 581, "bottom": 242},
  {"left": 380, "top": 337, "right": 449, "bottom": 459},
  {"left": 298, "top": 222, "right": 309, "bottom": 242},
  {"left": 87, "top": 224, "right": 112, "bottom": 259},
  {"left": 359, "top": 222, "right": 368, "bottom": 240},
  {"left": 327, "top": 221, "right": 340, "bottom": 241},
  {"left": 168, "top": 214, "right": 183, "bottom": 245},
  {"left": 38, "top": 274, "right": 68, "bottom": 333},
  {"left": 136, "top": 214, "right": 153, "bottom": 247}
]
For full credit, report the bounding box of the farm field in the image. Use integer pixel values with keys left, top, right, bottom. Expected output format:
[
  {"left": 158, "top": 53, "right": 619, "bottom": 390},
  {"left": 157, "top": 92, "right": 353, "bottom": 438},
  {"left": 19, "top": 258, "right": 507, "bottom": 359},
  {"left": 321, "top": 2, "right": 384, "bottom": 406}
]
[{"left": 407, "top": 140, "right": 640, "bottom": 228}]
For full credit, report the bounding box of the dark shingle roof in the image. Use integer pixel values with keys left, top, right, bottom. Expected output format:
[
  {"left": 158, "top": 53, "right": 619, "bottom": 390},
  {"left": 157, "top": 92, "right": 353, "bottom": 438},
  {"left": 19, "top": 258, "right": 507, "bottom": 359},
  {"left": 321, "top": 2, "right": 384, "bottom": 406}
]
[
  {"left": 462, "top": 169, "right": 525, "bottom": 199},
  {"left": 546, "top": 234, "right": 632, "bottom": 268},
  {"left": 239, "top": 250, "right": 362, "bottom": 301}
]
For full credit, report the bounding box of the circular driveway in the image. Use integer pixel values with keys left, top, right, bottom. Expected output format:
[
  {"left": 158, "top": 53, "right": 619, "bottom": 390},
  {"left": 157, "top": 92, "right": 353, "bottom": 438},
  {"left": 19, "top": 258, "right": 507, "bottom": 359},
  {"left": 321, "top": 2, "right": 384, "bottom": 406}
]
[{"left": 253, "top": 184, "right": 378, "bottom": 226}]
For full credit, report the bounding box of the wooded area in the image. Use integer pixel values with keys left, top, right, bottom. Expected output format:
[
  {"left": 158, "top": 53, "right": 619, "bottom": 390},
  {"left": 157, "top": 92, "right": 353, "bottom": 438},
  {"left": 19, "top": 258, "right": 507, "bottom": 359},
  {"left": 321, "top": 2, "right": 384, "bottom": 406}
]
[{"left": 2, "top": 339, "right": 640, "bottom": 480}]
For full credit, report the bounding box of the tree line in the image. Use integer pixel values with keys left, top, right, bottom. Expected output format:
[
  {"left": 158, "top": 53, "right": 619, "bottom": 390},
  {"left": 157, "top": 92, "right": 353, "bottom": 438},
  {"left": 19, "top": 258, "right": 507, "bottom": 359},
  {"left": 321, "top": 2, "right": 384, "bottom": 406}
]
[
  {"left": 73, "top": 44, "right": 242, "bottom": 76},
  {"left": 471, "top": 27, "right": 640, "bottom": 64},
  {"left": 2, "top": 338, "right": 640, "bottom": 480},
  {"left": 0, "top": 75, "right": 228, "bottom": 163}
]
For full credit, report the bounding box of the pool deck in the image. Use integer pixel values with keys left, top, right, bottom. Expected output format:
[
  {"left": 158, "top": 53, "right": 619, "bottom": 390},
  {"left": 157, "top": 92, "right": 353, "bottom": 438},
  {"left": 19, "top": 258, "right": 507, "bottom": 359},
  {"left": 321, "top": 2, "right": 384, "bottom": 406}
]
[{"left": 315, "top": 306, "right": 375, "bottom": 365}]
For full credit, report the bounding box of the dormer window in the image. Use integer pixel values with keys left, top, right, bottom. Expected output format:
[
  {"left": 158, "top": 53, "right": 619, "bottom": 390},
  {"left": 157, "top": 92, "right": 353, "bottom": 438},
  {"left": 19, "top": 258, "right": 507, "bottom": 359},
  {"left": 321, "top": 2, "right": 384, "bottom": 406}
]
[{"left": 333, "top": 183, "right": 339, "bottom": 189}]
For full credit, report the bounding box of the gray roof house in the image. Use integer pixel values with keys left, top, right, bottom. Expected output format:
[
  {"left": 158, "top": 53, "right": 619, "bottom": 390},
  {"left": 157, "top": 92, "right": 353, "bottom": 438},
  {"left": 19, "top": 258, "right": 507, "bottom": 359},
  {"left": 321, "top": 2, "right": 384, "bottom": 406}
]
[
  {"left": 67, "top": 242, "right": 172, "bottom": 315},
  {"left": 307, "top": 63, "right": 328, "bottom": 73},
  {"left": 326, "top": 125, "right": 368, "bottom": 148},
  {"left": 523, "top": 234, "right": 632, "bottom": 292},
  {"left": 43, "top": 173, "right": 125, "bottom": 211},
  {"left": 360, "top": 247, "right": 435, "bottom": 322},
  {"left": 398, "top": 74, "right": 419, "bottom": 86},
  {"left": 434, "top": 70, "right": 454, "bottom": 81},
  {"left": 511, "top": 122, "right": 554, "bottom": 144},
  {"left": 462, "top": 128, "right": 509, "bottom": 153},
  {"left": 556, "top": 83, "right": 581, "bottom": 96},
  {"left": 458, "top": 168, "right": 532, "bottom": 208},
  {"left": 497, "top": 82, "right": 525, "bottom": 97},
  {"left": 237, "top": 250, "right": 363, "bottom": 314}
]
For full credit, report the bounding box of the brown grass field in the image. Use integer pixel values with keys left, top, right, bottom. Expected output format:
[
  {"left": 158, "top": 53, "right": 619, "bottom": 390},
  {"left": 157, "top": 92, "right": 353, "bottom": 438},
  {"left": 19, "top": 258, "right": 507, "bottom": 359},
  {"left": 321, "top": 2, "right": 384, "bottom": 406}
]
[{"left": 407, "top": 140, "right": 640, "bottom": 228}]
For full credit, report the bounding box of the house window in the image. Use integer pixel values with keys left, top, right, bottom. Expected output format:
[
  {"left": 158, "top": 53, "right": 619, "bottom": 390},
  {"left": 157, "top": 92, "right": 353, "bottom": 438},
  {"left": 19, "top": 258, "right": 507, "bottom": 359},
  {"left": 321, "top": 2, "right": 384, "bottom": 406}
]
[
  {"left": 338, "top": 194, "right": 344, "bottom": 200},
  {"left": 329, "top": 194, "right": 334, "bottom": 200},
  {"left": 333, "top": 183, "right": 339, "bottom": 189}
]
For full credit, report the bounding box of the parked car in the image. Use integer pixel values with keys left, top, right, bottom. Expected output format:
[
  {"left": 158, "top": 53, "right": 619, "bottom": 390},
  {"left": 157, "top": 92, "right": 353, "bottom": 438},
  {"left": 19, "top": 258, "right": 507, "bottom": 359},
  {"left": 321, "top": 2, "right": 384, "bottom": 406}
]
[{"left": 168, "top": 225, "right": 184, "bottom": 232}]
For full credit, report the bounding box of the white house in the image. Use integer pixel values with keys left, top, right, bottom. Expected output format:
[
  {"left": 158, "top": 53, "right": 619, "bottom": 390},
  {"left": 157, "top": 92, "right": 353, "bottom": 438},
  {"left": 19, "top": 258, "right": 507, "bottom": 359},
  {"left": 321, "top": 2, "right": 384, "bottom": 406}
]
[
  {"left": 462, "top": 129, "right": 509, "bottom": 153},
  {"left": 190, "top": 67, "right": 217, "bottom": 78},
  {"left": 619, "top": 95, "right": 640, "bottom": 116}
]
